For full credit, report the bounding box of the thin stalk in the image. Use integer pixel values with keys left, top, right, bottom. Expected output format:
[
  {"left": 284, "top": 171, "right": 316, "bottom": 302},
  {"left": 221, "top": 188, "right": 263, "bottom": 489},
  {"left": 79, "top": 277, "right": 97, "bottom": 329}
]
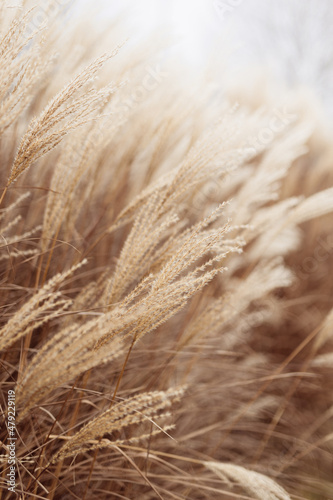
[
  {"left": 82, "top": 335, "right": 137, "bottom": 500},
  {"left": 0, "top": 185, "right": 8, "bottom": 207}
]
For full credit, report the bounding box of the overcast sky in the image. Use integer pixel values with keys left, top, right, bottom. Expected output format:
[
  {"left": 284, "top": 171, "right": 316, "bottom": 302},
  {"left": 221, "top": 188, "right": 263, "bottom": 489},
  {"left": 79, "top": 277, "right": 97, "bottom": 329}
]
[{"left": 75, "top": 0, "right": 333, "bottom": 119}]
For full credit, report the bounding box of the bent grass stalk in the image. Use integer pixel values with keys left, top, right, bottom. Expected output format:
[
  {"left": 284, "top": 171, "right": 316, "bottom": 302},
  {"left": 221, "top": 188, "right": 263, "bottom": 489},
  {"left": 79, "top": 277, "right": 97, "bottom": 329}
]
[{"left": 1, "top": 4, "right": 333, "bottom": 499}]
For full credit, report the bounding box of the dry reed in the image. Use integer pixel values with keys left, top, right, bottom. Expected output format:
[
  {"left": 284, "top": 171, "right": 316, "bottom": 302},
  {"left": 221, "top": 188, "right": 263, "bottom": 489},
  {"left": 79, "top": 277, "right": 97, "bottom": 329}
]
[{"left": 0, "top": 3, "right": 333, "bottom": 499}]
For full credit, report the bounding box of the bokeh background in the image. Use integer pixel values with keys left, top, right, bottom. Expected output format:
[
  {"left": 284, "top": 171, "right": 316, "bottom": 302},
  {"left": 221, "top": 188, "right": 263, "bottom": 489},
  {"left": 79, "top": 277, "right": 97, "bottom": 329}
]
[{"left": 75, "top": 0, "right": 333, "bottom": 120}]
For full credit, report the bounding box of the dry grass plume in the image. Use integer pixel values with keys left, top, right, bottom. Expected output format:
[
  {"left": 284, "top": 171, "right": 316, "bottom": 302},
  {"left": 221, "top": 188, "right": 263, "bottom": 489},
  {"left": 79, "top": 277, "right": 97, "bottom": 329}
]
[{"left": 0, "top": 3, "right": 333, "bottom": 499}]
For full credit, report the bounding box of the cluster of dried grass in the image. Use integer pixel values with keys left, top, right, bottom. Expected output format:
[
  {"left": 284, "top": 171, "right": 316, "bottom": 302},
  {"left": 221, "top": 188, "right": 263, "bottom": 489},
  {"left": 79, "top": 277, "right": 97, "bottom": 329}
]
[{"left": 0, "top": 3, "right": 333, "bottom": 499}]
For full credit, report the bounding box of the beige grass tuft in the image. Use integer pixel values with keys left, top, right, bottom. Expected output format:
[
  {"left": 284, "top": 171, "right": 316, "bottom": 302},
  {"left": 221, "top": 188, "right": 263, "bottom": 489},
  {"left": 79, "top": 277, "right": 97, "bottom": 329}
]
[{"left": 0, "top": 3, "right": 333, "bottom": 500}]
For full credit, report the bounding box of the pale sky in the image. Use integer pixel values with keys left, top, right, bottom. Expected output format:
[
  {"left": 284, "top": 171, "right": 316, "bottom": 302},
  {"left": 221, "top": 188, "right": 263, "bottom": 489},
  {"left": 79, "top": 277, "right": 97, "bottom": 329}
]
[{"left": 76, "top": 0, "right": 333, "bottom": 118}]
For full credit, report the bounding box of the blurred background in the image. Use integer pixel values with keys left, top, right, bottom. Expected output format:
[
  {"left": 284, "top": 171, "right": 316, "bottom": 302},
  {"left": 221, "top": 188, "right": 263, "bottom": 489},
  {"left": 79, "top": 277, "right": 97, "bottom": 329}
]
[
  {"left": 93, "top": 0, "right": 333, "bottom": 118},
  {"left": 51, "top": 0, "right": 333, "bottom": 121}
]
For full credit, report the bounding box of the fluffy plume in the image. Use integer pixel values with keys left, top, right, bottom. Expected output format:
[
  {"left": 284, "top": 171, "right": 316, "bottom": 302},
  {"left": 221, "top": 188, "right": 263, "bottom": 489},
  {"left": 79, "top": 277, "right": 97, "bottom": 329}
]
[{"left": 0, "top": 3, "right": 333, "bottom": 499}]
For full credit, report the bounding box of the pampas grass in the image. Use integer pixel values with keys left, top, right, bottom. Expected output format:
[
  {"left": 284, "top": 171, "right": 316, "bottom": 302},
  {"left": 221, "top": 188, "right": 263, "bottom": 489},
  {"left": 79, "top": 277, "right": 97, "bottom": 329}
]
[{"left": 1, "top": 3, "right": 333, "bottom": 499}]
